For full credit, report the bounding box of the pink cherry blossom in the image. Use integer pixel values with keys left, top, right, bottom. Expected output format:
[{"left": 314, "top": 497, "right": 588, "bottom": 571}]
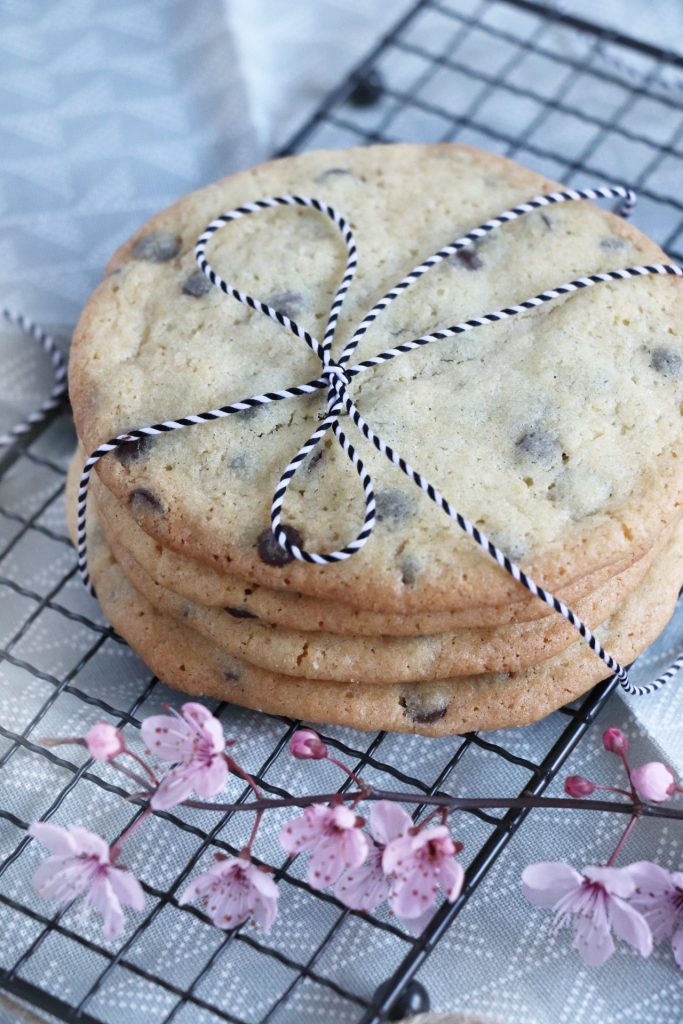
[
  {"left": 603, "top": 727, "right": 628, "bottom": 755},
  {"left": 141, "top": 702, "right": 228, "bottom": 810},
  {"left": 383, "top": 824, "right": 464, "bottom": 921},
  {"left": 85, "top": 722, "right": 125, "bottom": 762},
  {"left": 29, "top": 823, "right": 144, "bottom": 940},
  {"left": 522, "top": 862, "right": 652, "bottom": 966},
  {"left": 335, "top": 800, "right": 412, "bottom": 912},
  {"left": 280, "top": 803, "right": 368, "bottom": 889},
  {"left": 179, "top": 853, "right": 278, "bottom": 932},
  {"left": 289, "top": 729, "right": 328, "bottom": 760},
  {"left": 630, "top": 861, "right": 683, "bottom": 969},
  {"left": 630, "top": 762, "right": 676, "bottom": 803}
]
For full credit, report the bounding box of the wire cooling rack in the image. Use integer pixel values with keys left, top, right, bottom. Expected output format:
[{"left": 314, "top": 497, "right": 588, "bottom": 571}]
[{"left": 1, "top": 1, "right": 683, "bottom": 1021}]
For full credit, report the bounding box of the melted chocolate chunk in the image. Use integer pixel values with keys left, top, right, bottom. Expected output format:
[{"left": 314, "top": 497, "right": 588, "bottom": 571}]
[
  {"left": 226, "top": 607, "right": 257, "bottom": 619},
  {"left": 455, "top": 248, "right": 483, "bottom": 271},
  {"left": 228, "top": 453, "right": 249, "bottom": 472},
  {"left": 400, "top": 556, "right": 420, "bottom": 586},
  {"left": 316, "top": 167, "right": 355, "bottom": 182},
  {"left": 600, "top": 235, "right": 627, "bottom": 251},
  {"left": 132, "top": 232, "right": 181, "bottom": 262},
  {"left": 256, "top": 524, "right": 303, "bottom": 566},
  {"left": 182, "top": 271, "right": 212, "bottom": 297},
  {"left": 399, "top": 693, "right": 449, "bottom": 725},
  {"left": 116, "top": 435, "right": 154, "bottom": 466},
  {"left": 222, "top": 668, "right": 241, "bottom": 682},
  {"left": 650, "top": 347, "right": 683, "bottom": 378},
  {"left": 305, "top": 449, "right": 324, "bottom": 474},
  {"left": 376, "top": 490, "right": 417, "bottom": 528},
  {"left": 128, "top": 487, "right": 164, "bottom": 514},
  {"left": 515, "top": 428, "right": 558, "bottom": 463},
  {"left": 267, "top": 290, "right": 304, "bottom": 319}
]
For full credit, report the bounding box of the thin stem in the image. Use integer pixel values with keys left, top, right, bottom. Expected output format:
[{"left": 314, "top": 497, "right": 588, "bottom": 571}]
[
  {"left": 607, "top": 813, "right": 640, "bottom": 866},
  {"left": 107, "top": 759, "right": 155, "bottom": 794},
  {"left": 177, "top": 789, "right": 683, "bottom": 821},
  {"left": 119, "top": 749, "right": 158, "bottom": 786},
  {"left": 110, "top": 807, "right": 152, "bottom": 862},
  {"left": 327, "top": 755, "right": 368, "bottom": 794},
  {"left": 227, "top": 756, "right": 264, "bottom": 853}
]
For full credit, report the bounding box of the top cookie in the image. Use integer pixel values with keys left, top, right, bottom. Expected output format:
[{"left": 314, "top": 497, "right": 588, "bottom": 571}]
[{"left": 69, "top": 144, "right": 683, "bottom": 613}]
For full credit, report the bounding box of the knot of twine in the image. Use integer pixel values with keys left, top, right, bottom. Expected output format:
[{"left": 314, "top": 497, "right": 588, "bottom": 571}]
[{"left": 74, "top": 185, "right": 683, "bottom": 698}]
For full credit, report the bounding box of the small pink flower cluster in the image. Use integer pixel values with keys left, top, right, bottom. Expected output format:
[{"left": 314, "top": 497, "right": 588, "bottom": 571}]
[{"left": 524, "top": 727, "right": 683, "bottom": 968}]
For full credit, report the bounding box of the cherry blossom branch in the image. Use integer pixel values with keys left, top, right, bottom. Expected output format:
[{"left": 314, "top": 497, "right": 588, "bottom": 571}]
[
  {"left": 28, "top": 713, "right": 683, "bottom": 974},
  {"left": 178, "top": 790, "right": 683, "bottom": 820}
]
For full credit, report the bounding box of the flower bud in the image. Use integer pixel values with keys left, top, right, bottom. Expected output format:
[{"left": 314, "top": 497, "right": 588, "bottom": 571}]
[
  {"left": 603, "top": 727, "right": 628, "bottom": 756},
  {"left": 564, "top": 775, "right": 596, "bottom": 797},
  {"left": 631, "top": 762, "right": 675, "bottom": 803},
  {"left": 289, "top": 729, "right": 328, "bottom": 760},
  {"left": 85, "top": 722, "right": 125, "bottom": 762}
]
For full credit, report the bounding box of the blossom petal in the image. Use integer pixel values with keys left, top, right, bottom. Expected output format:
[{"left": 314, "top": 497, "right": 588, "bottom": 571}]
[
  {"left": 390, "top": 865, "right": 438, "bottom": 920},
  {"left": 610, "top": 897, "right": 653, "bottom": 957},
  {"left": 572, "top": 913, "right": 615, "bottom": 966},
  {"left": 672, "top": 927, "right": 683, "bottom": 970},
  {"left": 32, "top": 857, "right": 91, "bottom": 902},
  {"left": 584, "top": 865, "right": 635, "bottom": 900},
  {"left": 382, "top": 833, "right": 415, "bottom": 877},
  {"left": 628, "top": 860, "right": 673, "bottom": 896},
  {"left": 438, "top": 857, "right": 464, "bottom": 903},
  {"left": 280, "top": 812, "right": 322, "bottom": 855},
  {"left": 335, "top": 860, "right": 389, "bottom": 913},
  {"left": 29, "top": 823, "right": 78, "bottom": 856},
  {"left": 178, "top": 873, "right": 213, "bottom": 906},
  {"left": 108, "top": 867, "right": 145, "bottom": 912},
  {"left": 152, "top": 765, "right": 199, "bottom": 810},
  {"left": 369, "top": 801, "right": 411, "bottom": 846},
  {"left": 193, "top": 755, "right": 229, "bottom": 799},
  {"left": 522, "top": 862, "right": 583, "bottom": 909},
  {"left": 141, "top": 714, "right": 194, "bottom": 762},
  {"left": 68, "top": 827, "right": 110, "bottom": 862},
  {"left": 90, "top": 876, "right": 125, "bottom": 940},
  {"left": 182, "top": 703, "right": 225, "bottom": 754},
  {"left": 308, "top": 835, "right": 350, "bottom": 888}
]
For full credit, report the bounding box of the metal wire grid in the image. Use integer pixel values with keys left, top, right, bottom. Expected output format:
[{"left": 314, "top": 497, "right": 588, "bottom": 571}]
[{"left": 0, "top": 1, "right": 682, "bottom": 1022}]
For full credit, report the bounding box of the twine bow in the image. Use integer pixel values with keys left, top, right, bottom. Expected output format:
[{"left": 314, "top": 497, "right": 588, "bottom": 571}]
[{"left": 76, "top": 185, "right": 683, "bottom": 697}]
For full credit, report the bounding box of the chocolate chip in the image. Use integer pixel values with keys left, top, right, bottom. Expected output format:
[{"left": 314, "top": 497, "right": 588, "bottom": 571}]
[
  {"left": 454, "top": 248, "right": 483, "bottom": 271},
  {"left": 267, "top": 290, "right": 303, "bottom": 319},
  {"left": 225, "top": 607, "right": 256, "bottom": 619},
  {"left": 115, "top": 435, "right": 154, "bottom": 466},
  {"left": 222, "top": 669, "right": 241, "bottom": 682},
  {"left": 182, "top": 271, "right": 212, "bottom": 297},
  {"left": 600, "top": 235, "right": 627, "bottom": 251},
  {"left": 305, "top": 449, "right": 324, "bottom": 474},
  {"left": 515, "top": 429, "right": 559, "bottom": 463},
  {"left": 316, "top": 167, "right": 355, "bottom": 182},
  {"left": 256, "top": 524, "right": 303, "bottom": 566},
  {"left": 376, "top": 490, "right": 417, "bottom": 528},
  {"left": 400, "top": 556, "right": 420, "bottom": 586},
  {"left": 228, "top": 453, "right": 249, "bottom": 472},
  {"left": 128, "top": 487, "right": 164, "bottom": 514},
  {"left": 650, "top": 347, "right": 682, "bottom": 377},
  {"left": 399, "top": 692, "right": 449, "bottom": 725},
  {"left": 541, "top": 213, "right": 553, "bottom": 230},
  {"left": 132, "top": 232, "right": 181, "bottom": 262}
]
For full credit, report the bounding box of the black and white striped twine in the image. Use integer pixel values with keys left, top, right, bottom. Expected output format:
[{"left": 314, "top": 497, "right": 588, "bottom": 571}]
[
  {"left": 72, "top": 185, "right": 683, "bottom": 698},
  {"left": 0, "top": 308, "right": 67, "bottom": 449}
]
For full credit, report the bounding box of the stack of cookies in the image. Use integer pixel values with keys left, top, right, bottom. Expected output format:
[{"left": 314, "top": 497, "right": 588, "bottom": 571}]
[{"left": 66, "top": 144, "right": 683, "bottom": 735}]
